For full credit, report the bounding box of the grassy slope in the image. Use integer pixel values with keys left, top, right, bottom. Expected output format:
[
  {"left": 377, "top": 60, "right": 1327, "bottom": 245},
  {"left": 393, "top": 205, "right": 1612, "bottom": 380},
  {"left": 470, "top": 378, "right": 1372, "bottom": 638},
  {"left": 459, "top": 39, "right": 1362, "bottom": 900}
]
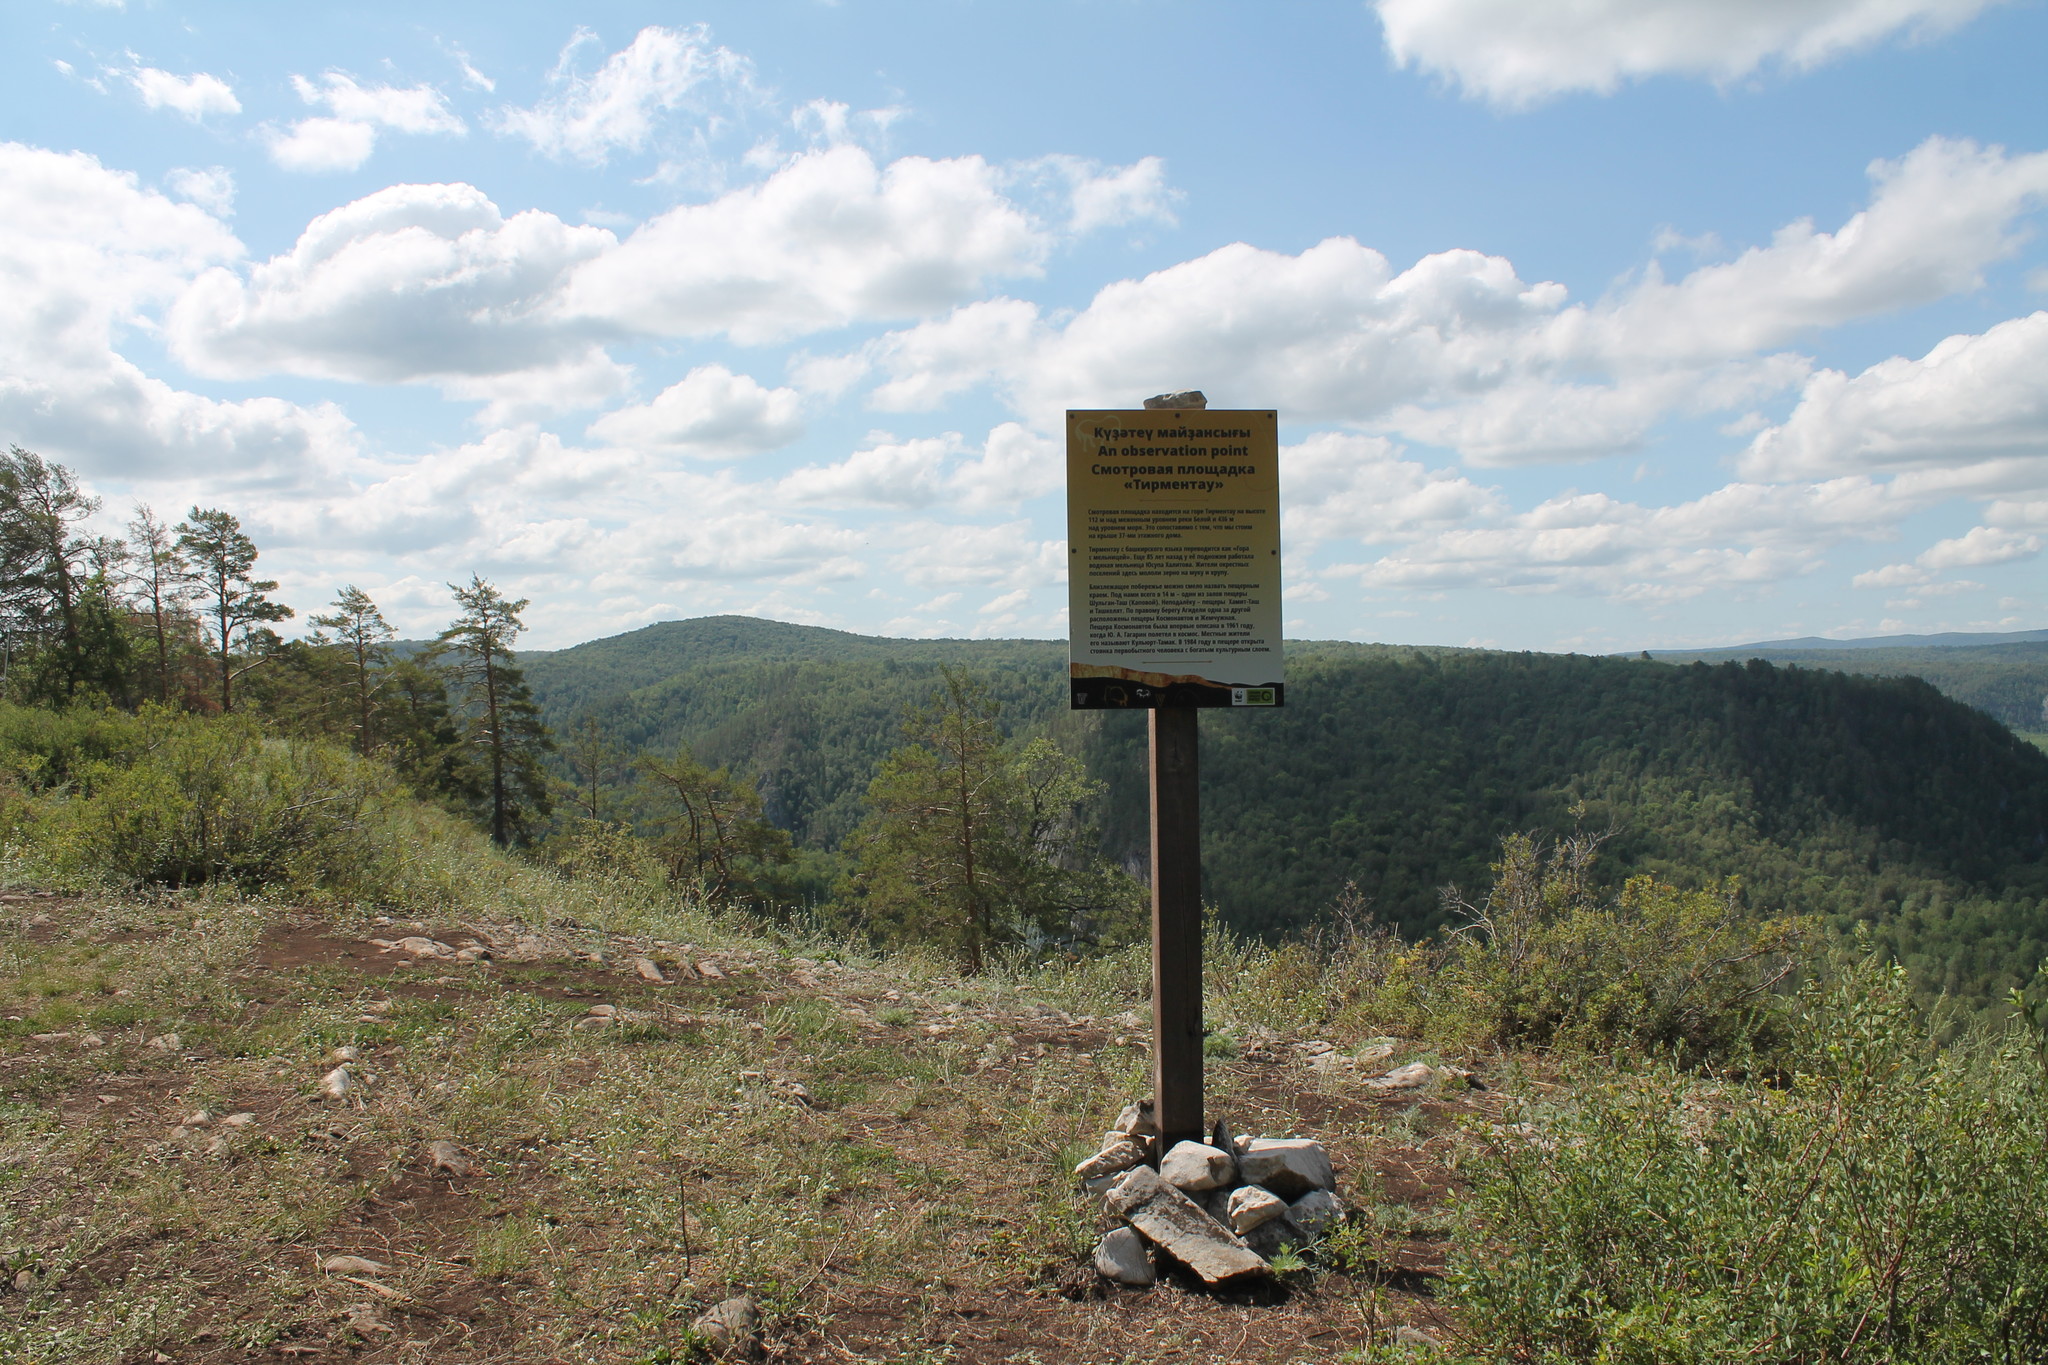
[{"left": 0, "top": 888, "right": 1470, "bottom": 1364}]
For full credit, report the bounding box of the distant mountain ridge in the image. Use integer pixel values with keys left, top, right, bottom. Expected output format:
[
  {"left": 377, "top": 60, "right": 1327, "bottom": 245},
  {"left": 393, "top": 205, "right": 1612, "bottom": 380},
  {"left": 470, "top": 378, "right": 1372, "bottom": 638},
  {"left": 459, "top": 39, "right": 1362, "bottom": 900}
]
[{"left": 1649, "top": 628, "right": 2048, "bottom": 653}]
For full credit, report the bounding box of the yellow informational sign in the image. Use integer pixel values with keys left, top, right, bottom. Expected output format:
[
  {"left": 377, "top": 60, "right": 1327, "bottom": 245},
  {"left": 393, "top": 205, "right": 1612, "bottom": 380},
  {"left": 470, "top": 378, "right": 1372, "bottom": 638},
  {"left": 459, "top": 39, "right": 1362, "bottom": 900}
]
[{"left": 1066, "top": 409, "right": 1283, "bottom": 709}]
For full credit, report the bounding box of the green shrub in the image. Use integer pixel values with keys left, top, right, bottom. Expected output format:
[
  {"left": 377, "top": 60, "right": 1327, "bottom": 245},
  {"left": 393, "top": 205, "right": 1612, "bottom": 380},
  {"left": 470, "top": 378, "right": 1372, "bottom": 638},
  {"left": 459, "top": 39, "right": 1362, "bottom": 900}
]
[
  {"left": 23, "top": 708, "right": 395, "bottom": 895},
  {"left": 1448, "top": 958, "right": 2048, "bottom": 1363},
  {"left": 1204, "top": 836, "right": 1806, "bottom": 1067}
]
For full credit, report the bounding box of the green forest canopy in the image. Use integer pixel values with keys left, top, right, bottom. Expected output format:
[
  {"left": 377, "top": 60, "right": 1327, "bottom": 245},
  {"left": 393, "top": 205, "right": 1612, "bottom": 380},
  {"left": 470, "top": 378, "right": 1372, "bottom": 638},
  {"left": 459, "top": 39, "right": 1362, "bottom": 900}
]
[{"left": 520, "top": 617, "right": 2048, "bottom": 1010}]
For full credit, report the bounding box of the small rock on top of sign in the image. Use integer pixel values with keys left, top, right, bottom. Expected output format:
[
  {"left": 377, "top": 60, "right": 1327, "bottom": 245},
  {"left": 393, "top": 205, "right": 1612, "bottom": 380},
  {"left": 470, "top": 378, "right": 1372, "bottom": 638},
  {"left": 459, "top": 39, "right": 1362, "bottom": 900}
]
[{"left": 1143, "top": 391, "right": 1207, "bottom": 410}]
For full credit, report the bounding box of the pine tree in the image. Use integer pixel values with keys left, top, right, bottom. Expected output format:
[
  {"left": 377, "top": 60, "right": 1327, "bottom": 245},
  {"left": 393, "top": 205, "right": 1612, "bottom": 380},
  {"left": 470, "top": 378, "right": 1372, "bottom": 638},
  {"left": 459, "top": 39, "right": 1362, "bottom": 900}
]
[
  {"left": 843, "top": 668, "right": 1141, "bottom": 970},
  {"left": 309, "top": 586, "right": 395, "bottom": 753},
  {"left": 438, "top": 575, "right": 552, "bottom": 846},
  {"left": 174, "top": 508, "right": 292, "bottom": 713},
  {"left": 124, "top": 504, "right": 196, "bottom": 705},
  {"left": 0, "top": 446, "right": 131, "bottom": 702}
]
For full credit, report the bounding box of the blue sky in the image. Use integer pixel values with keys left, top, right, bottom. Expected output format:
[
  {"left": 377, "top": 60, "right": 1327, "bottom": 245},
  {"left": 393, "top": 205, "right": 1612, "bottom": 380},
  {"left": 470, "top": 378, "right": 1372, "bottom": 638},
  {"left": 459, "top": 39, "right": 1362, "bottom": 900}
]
[{"left": 4, "top": 0, "right": 2045, "bottom": 651}]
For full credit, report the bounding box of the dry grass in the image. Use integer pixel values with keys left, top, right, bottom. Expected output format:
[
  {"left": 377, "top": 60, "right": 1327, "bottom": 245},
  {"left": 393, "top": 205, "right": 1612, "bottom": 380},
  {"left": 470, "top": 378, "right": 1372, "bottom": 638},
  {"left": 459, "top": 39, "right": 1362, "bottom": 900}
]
[{"left": 0, "top": 887, "right": 1484, "bottom": 1364}]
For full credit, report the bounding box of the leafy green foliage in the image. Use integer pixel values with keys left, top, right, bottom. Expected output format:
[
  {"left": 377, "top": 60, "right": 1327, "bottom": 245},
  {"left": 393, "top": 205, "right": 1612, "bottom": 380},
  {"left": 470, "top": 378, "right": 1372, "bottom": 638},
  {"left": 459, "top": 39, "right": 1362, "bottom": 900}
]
[
  {"left": 839, "top": 669, "right": 1142, "bottom": 970},
  {"left": 1207, "top": 836, "right": 1805, "bottom": 1065},
  {"left": 1450, "top": 959, "right": 2048, "bottom": 1363}
]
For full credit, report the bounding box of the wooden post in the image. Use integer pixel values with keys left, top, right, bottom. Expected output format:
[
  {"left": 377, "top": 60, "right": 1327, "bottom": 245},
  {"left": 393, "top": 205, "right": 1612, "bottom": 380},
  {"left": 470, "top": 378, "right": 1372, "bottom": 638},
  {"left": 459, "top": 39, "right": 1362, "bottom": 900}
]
[{"left": 1150, "top": 705, "right": 1203, "bottom": 1150}]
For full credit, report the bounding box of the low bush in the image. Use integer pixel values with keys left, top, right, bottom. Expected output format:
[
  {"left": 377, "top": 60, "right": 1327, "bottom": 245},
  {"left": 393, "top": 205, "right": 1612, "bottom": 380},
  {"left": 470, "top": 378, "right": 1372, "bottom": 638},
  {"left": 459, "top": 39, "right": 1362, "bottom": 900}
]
[
  {"left": 1447, "top": 957, "right": 2048, "bottom": 1363},
  {"left": 1205, "top": 834, "right": 1807, "bottom": 1067}
]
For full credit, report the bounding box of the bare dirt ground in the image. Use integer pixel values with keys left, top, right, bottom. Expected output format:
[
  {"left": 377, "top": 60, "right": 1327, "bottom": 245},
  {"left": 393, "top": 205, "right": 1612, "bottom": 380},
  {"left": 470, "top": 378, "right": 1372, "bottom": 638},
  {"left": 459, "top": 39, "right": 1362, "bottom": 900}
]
[{"left": 1, "top": 894, "right": 1483, "bottom": 1364}]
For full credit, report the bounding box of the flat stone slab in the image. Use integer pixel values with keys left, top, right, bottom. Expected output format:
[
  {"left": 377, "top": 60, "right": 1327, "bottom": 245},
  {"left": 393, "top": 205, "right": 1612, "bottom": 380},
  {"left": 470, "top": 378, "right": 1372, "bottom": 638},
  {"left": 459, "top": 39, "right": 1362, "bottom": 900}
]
[{"left": 1105, "top": 1166, "right": 1268, "bottom": 1285}]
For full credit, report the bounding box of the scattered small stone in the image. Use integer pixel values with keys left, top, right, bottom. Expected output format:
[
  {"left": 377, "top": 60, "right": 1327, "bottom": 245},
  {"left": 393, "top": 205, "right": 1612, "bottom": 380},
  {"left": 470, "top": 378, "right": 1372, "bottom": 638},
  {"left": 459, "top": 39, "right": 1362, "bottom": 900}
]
[
  {"left": 391, "top": 936, "right": 454, "bottom": 958},
  {"left": 344, "top": 1301, "right": 395, "bottom": 1335},
  {"left": 30, "top": 1032, "right": 73, "bottom": 1043},
  {"left": 1290, "top": 1188, "right": 1344, "bottom": 1237},
  {"left": 220, "top": 1112, "right": 256, "bottom": 1128},
  {"left": 585, "top": 1003, "right": 618, "bottom": 1017},
  {"left": 1236, "top": 1138, "right": 1335, "bottom": 1200},
  {"left": 183, "top": 1109, "right": 217, "bottom": 1127},
  {"left": 14, "top": 1269, "right": 39, "bottom": 1292},
  {"left": 1092, "top": 1226, "right": 1156, "bottom": 1287},
  {"left": 772, "top": 1078, "right": 813, "bottom": 1106},
  {"left": 426, "top": 1139, "right": 474, "bottom": 1176},
  {"left": 691, "top": 1294, "right": 763, "bottom": 1358},
  {"left": 1159, "top": 1140, "right": 1235, "bottom": 1193},
  {"left": 695, "top": 960, "right": 725, "bottom": 980},
  {"left": 633, "top": 956, "right": 667, "bottom": 983},
  {"left": 1394, "top": 1325, "right": 1446, "bottom": 1352},
  {"left": 1367, "top": 1061, "right": 1437, "bottom": 1092},
  {"left": 146, "top": 1033, "right": 181, "bottom": 1050},
  {"left": 1227, "top": 1185, "right": 1286, "bottom": 1235},
  {"left": 1104, "top": 1165, "right": 1268, "bottom": 1286},
  {"left": 77, "top": 1032, "right": 105, "bottom": 1048},
  {"left": 320, "top": 1255, "right": 388, "bottom": 1276},
  {"left": 361, "top": 1000, "right": 393, "bottom": 1016},
  {"left": 331, "top": 1046, "right": 361, "bottom": 1063},
  {"left": 1299, "top": 1039, "right": 1336, "bottom": 1056},
  {"left": 1357, "top": 1038, "right": 1400, "bottom": 1067},
  {"left": 318, "top": 1067, "right": 352, "bottom": 1101},
  {"left": 572, "top": 1016, "right": 611, "bottom": 1032},
  {"left": 455, "top": 946, "right": 492, "bottom": 962}
]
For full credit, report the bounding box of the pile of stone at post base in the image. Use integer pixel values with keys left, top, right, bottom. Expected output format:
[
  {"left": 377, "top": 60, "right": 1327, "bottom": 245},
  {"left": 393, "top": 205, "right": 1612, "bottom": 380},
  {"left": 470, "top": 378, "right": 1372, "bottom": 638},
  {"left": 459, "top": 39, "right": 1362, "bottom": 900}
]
[{"left": 1076, "top": 1099, "right": 1343, "bottom": 1289}]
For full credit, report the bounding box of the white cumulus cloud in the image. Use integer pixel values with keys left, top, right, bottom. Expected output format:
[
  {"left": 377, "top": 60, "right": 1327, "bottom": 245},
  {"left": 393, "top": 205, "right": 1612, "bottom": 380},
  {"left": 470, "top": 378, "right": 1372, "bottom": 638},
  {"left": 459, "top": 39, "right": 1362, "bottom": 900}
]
[
  {"left": 1375, "top": 0, "right": 2006, "bottom": 108},
  {"left": 0, "top": 142, "right": 357, "bottom": 482},
  {"left": 828, "top": 137, "right": 2048, "bottom": 466},
  {"left": 266, "top": 71, "right": 464, "bottom": 173},
  {"left": 168, "top": 182, "right": 617, "bottom": 399},
  {"left": 562, "top": 145, "right": 1048, "bottom": 344},
  {"left": 494, "top": 25, "right": 756, "bottom": 165},
  {"left": 1743, "top": 311, "right": 2048, "bottom": 482},
  {"left": 586, "top": 365, "right": 804, "bottom": 457},
  {"left": 122, "top": 65, "right": 241, "bottom": 119}
]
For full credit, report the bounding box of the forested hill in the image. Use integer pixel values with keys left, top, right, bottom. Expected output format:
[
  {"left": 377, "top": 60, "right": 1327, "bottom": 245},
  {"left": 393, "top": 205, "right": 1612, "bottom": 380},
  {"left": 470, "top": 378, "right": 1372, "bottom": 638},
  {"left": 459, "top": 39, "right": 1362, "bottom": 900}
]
[
  {"left": 1646, "top": 638, "right": 2048, "bottom": 738},
  {"left": 523, "top": 617, "right": 2048, "bottom": 1006}
]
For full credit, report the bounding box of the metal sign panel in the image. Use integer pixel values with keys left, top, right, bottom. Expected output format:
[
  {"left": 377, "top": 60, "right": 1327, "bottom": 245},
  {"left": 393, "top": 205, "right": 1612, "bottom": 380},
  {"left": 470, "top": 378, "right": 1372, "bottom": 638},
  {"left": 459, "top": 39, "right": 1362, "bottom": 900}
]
[{"left": 1066, "top": 409, "right": 1284, "bottom": 708}]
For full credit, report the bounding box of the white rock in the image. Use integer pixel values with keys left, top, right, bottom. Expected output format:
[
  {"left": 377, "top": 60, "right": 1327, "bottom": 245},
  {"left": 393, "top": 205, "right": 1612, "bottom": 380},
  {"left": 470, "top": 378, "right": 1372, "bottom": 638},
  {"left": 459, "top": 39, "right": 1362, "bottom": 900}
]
[
  {"left": 392, "top": 936, "right": 453, "bottom": 958},
  {"left": 321, "top": 1254, "right": 388, "bottom": 1275},
  {"left": 1290, "top": 1188, "right": 1344, "bottom": 1237},
  {"left": 319, "top": 1067, "right": 351, "bottom": 1100},
  {"left": 1236, "top": 1138, "right": 1335, "bottom": 1199},
  {"left": 691, "top": 1294, "right": 761, "bottom": 1357},
  {"left": 1228, "top": 1185, "right": 1286, "bottom": 1235},
  {"left": 1103, "top": 1165, "right": 1268, "bottom": 1286},
  {"left": 1368, "top": 1061, "right": 1436, "bottom": 1091},
  {"left": 220, "top": 1112, "right": 256, "bottom": 1128},
  {"left": 1159, "top": 1140, "right": 1235, "bottom": 1193},
  {"left": 1074, "top": 1135, "right": 1149, "bottom": 1181},
  {"left": 1092, "top": 1226, "right": 1156, "bottom": 1286}
]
